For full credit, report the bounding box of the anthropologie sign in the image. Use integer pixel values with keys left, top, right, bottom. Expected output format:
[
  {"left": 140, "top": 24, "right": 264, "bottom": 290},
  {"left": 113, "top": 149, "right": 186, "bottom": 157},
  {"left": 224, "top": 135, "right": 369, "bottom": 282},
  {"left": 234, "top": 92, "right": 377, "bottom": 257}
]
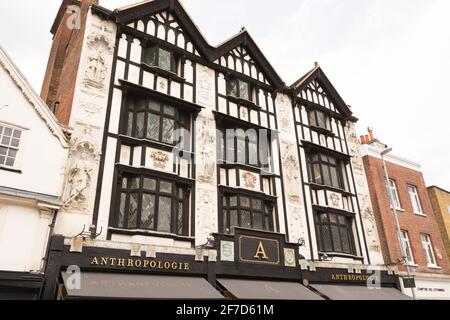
[{"left": 90, "top": 256, "right": 190, "bottom": 271}]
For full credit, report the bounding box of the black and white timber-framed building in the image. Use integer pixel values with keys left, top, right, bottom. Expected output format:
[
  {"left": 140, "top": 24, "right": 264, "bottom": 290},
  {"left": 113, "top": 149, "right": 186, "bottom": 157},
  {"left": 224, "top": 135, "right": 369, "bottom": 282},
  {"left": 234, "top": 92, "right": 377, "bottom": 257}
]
[{"left": 35, "top": 0, "right": 409, "bottom": 300}]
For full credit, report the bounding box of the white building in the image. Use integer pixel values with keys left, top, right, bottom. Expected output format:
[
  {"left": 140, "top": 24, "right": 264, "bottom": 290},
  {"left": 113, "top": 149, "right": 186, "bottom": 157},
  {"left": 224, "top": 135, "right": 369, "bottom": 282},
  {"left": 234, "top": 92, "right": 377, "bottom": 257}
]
[{"left": 0, "top": 46, "right": 69, "bottom": 299}]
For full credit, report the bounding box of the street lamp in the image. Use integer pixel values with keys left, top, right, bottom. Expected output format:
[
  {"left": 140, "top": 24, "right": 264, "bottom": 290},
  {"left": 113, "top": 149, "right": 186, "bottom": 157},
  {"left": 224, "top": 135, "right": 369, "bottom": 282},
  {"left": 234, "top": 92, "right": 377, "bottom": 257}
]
[{"left": 380, "top": 147, "right": 416, "bottom": 300}]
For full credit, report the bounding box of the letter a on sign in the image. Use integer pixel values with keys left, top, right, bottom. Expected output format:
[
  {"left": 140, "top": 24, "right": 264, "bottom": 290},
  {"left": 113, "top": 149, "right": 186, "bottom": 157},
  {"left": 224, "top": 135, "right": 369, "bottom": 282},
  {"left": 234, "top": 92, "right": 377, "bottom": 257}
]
[{"left": 254, "top": 241, "right": 269, "bottom": 260}]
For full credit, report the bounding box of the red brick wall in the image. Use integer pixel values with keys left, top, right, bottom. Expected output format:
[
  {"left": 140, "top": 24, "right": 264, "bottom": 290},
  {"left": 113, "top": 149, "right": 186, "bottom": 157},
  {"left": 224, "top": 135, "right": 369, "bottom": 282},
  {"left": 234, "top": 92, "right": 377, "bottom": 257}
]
[
  {"left": 40, "top": 0, "right": 98, "bottom": 125},
  {"left": 363, "top": 155, "right": 450, "bottom": 274}
]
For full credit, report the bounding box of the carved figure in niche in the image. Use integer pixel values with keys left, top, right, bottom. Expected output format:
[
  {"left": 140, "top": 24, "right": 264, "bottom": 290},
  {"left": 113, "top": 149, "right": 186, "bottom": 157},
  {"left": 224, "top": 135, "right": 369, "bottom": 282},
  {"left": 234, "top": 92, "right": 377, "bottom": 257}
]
[
  {"left": 282, "top": 143, "right": 301, "bottom": 203},
  {"left": 197, "top": 118, "right": 215, "bottom": 184},
  {"left": 84, "top": 47, "right": 107, "bottom": 89},
  {"left": 65, "top": 151, "right": 93, "bottom": 211}
]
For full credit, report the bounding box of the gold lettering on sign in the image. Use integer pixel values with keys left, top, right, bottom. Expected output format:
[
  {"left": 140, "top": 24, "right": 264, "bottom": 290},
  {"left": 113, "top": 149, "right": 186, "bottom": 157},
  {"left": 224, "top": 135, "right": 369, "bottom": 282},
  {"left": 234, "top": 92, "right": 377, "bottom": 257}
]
[
  {"left": 254, "top": 241, "right": 269, "bottom": 260},
  {"left": 330, "top": 274, "right": 373, "bottom": 282},
  {"left": 89, "top": 256, "right": 192, "bottom": 271}
]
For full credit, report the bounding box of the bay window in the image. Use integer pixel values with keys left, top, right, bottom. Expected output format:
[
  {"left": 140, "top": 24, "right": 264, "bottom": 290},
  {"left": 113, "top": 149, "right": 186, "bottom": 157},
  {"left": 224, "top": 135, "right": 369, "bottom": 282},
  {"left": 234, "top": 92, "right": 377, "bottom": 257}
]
[
  {"left": 228, "top": 79, "right": 251, "bottom": 101},
  {"left": 116, "top": 173, "right": 189, "bottom": 236},
  {"left": 308, "top": 109, "right": 331, "bottom": 131},
  {"left": 143, "top": 45, "right": 178, "bottom": 73},
  {"left": 218, "top": 128, "right": 270, "bottom": 168},
  {"left": 308, "top": 153, "right": 346, "bottom": 189},
  {"left": 125, "top": 96, "right": 190, "bottom": 147},
  {"left": 221, "top": 192, "right": 275, "bottom": 234},
  {"left": 315, "top": 211, "right": 355, "bottom": 255}
]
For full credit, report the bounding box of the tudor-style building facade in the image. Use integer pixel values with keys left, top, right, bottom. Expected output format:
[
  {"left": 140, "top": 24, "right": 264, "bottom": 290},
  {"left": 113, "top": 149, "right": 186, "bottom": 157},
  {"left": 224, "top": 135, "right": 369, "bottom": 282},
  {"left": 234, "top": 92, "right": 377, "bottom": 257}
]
[{"left": 38, "top": 0, "right": 403, "bottom": 300}]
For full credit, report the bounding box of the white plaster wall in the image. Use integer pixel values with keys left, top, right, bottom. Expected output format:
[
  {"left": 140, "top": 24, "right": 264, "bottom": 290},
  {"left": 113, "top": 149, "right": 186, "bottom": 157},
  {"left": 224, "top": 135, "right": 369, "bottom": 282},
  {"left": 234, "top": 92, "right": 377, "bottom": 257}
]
[
  {"left": 194, "top": 64, "right": 218, "bottom": 246},
  {"left": 346, "top": 122, "right": 384, "bottom": 265},
  {"left": 0, "top": 202, "right": 51, "bottom": 272},
  {"left": 275, "top": 93, "right": 310, "bottom": 258},
  {"left": 0, "top": 64, "right": 67, "bottom": 197}
]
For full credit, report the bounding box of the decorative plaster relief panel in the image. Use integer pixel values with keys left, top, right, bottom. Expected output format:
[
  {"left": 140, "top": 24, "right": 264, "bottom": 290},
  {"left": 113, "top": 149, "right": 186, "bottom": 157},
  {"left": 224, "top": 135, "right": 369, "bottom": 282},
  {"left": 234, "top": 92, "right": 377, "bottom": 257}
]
[{"left": 345, "top": 121, "right": 383, "bottom": 264}]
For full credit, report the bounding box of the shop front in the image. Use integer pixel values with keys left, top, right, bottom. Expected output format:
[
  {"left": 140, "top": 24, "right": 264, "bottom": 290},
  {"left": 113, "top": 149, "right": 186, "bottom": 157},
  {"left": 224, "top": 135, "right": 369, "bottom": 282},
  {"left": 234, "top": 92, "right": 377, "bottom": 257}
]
[
  {"left": 42, "top": 229, "right": 409, "bottom": 300},
  {"left": 399, "top": 273, "right": 450, "bottom": 300}
]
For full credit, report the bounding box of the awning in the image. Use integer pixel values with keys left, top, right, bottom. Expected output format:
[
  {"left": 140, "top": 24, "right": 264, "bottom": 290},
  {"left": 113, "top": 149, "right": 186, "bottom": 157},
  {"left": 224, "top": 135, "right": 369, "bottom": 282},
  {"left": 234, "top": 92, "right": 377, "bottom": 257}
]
[
  {"left": 61, "top": 272, "right": 224, "bottom": 299},
  {"left": 217, "top": 278, "right": 323, "bottom": 300},
  {"left": 311, "top": 284, "right": 411, "bottom": 300}
]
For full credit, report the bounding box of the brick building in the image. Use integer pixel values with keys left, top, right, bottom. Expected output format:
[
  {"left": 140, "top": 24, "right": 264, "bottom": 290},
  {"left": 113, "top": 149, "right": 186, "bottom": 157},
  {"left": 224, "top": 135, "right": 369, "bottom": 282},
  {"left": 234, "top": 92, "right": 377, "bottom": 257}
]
[
  {"left": 361, "top": 130, "right": 450, "bottom": 300},
  {"left": 427, "top": 186, "right": 450, "bottom": 265}
]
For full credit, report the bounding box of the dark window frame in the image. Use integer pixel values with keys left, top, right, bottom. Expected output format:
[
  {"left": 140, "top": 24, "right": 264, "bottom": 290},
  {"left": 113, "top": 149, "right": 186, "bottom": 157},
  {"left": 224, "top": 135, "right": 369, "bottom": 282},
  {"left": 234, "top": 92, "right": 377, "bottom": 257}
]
[
  {"left": 217, "top": 127, "right": 271, "bottom": 168},
  {"left": 314, "top": 211, "right": 356, "bottom": 255},
  {"left": 124, "top": 95, "right": 191, "bottom": 147},
  {"left": 307, "top": 152, "right": 346, "bottom": 190},
  {"left": 220, "top": 192, "right": 276, "bottom": 235},
  {"left": 227, "top": 78, "right": 253, "bottom": 102},
  {"left": 116, "top": 173, "right": 190, "bottom": 236},
  {"left": 142, "top": 45, "right": 179, "bottom": 74},
  {"left": 308, "top": 109, "right": 331, "bottom": 131}
]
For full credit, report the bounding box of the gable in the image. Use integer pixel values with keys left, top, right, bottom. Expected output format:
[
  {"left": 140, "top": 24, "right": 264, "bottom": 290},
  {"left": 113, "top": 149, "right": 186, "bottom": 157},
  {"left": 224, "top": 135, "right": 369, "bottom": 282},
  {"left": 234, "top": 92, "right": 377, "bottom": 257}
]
[
  {"left": 215, "top": 44, "right": 269, "bottom": 85},
  {"left": 293, "top": 67, "right": 352, "bottom": 118},
  {"left": 116, "top": 0, "right": 211, "bottom": 58},
  {"left": 126, "top": 10, "right": 204, "bottom": 57},
  {"left": 0, "top": 47, "right": 68, "bottom": 147},
  {"left": 114, "top": 0, "right": 284, "bottom": 88}
]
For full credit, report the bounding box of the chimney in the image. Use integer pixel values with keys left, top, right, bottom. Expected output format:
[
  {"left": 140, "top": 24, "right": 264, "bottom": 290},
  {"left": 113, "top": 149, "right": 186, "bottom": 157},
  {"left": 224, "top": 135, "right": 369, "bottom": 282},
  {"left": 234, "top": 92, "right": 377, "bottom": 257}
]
[
  {"left": 40, "top": 0, "right": 99, "bottom": 125},
  {"left": 368, "top": 127, "right": 374, "bottom": 142},
  {"left": 360, "top": 135, "right": 366, "bottom": 144}
]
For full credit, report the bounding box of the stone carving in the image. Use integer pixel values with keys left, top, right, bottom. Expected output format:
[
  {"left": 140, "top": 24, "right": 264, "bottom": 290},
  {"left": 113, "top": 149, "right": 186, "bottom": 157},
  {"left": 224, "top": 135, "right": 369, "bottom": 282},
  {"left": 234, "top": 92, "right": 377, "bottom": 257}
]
[
  {"left": 63, "top": 126, "right": 100, "bottom": 212},
  {"left": 150, "top": 151, "right": 169, "bottom": 169},
  {"left": 64, "top": 143, "right": 95, "bottom": 212},
  {"left": 83, "top": 31, "right": 113, "bottom": 91},
  {"left": 80, "top": 101, "right": 102, "bottom": 116},
  {"left": 242, "top": 172, "right": 257, "bottom": 189},
  {"left": 281, "top": 142, "right": 301, "bottom": 203},
  {"left": 84, "top": 48, "right": 108, "bottom": 90},
  {"left": 287, "top": 205, "right": 305, "bottom": 243},
  {"left": 362, "top": 207, "right": 381, "bottom": 252},
  {"left": 196, "top": 188, "right": 217, "bottom": 245},
  {"left": 158, "top": 79, "right": 166, "bottom": 90},
  {"left": 86, "top": 31, "right": 114, "bottom": 53},
  {"left": 329, "top": 192, "right": 341, "bottom": 208},
  {"left": 197, "top": 65, "right": 214, "bottom": 106},
  {"left": 197, "top": 117, "right": 215, "bottom": 184}
]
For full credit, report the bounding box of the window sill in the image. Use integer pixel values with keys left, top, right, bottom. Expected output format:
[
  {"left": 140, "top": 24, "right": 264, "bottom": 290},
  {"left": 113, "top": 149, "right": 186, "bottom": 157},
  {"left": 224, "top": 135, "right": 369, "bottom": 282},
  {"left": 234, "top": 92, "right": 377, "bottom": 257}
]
[
  {"left": 218, "top": 160, "right": 274, "bottom": 175},
  {"left": 309, "top": 183, "right": 353, "bottom": 197},
  {"left": 226, "top": 95, "right": 261, "bottom": 111},
  {"left": 309, "top": 125, "right": 336, "bottom": 137},
  {"left": 118, "top": 134, "right": 194, "bottom": 155},
  {"left": 141, "top": 63, "right": 186, "bottom": 83},
  {"left": 406, "top": 263, "right": 418, "bottom": 267},
  {"left": 109, "top": 227, "right": 194, "bottom": 243},
  {"left": 427, "top": 265, "right": 441, "bottom": 270},
  {"left": 318, "top": 251, "right": 364, "bottom": 261},
  {"left": 413, "top": 212, "right": 427, "bottom": 217},
  {"left": 391, "top": 207, "right": 405, "bottom": 212},
  {"left": 0, "top": 166, "right": 22, "bottom": 174}
]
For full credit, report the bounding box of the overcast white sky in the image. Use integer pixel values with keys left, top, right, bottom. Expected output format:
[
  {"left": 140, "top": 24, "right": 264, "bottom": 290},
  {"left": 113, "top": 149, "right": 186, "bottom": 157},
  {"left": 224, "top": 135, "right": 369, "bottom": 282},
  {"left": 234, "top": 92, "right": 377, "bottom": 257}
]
[{"left": 0, "top": 0, "right": 449, "bottom": 190}]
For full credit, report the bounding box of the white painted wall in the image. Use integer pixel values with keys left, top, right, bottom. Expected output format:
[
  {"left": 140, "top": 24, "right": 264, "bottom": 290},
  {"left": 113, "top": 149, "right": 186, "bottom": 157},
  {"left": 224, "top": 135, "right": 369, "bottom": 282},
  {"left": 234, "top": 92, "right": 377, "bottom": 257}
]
[
  {"left": 0, "top": 50, "right": 68, "bottom": 273},
  {"left": 0, "top": 63, "right": 67, "bottom": 197}
]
